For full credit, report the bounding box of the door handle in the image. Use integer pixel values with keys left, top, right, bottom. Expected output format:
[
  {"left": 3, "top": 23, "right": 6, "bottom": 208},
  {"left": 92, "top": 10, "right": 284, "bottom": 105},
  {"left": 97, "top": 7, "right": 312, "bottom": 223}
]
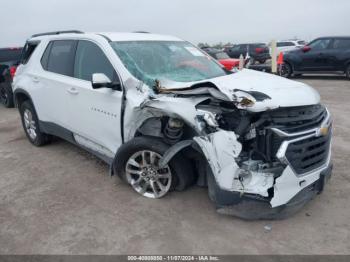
[
  {"left": 32, "top": 77, "right": 40, "bottom": 83},
  {"left": 67, "top": 87, "right": 79, "bottom": 95}
]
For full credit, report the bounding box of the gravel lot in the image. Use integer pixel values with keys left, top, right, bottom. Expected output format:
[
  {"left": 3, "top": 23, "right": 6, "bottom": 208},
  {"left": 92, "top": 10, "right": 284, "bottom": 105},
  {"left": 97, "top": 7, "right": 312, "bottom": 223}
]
[{"left": 0, "top": 75, "right": 349, "bottom": 255}]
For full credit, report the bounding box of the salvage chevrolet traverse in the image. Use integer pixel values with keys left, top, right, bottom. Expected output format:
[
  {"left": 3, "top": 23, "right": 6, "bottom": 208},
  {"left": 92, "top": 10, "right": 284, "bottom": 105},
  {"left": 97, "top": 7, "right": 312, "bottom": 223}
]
[{"left": 13, "top": 31, "right": 333, "bottom": 219}]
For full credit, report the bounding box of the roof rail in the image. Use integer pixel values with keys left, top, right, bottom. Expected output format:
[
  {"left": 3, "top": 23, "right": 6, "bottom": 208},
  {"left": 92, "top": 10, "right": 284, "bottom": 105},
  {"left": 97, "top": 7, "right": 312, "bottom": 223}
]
[
  {"left": 31, "top": 30, "right": 84, "bottom": 38},
  {"left": 133, "top": 31, "right": 150, "bottom": 34}
]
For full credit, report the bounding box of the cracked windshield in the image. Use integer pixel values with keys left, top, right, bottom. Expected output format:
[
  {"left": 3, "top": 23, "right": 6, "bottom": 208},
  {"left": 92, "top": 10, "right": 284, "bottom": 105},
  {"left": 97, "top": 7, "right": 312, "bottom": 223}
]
[{"left": 111, "top": 41, "right": 227, "bottom": 87}]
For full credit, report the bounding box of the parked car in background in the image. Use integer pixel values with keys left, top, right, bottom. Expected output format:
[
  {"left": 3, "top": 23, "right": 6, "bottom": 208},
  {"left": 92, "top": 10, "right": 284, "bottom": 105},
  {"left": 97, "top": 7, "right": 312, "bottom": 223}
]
[
  {"left": 202, "top": 47, "right": 240, "bottom": 70},
  {"left": 273, "top": 39, "right": 306, "bottom": 54},
  {"left": 0, "top": 47, "right": 23, "bottom": 107},
  {"left": 225, "top": 43, "right": 270, "bottom": 64},
  {"left": 282, "top": 36, "right": 350, "bottom": 79},
  {"left": 13, "top": 31, "right": 333, "bottom": 219}
]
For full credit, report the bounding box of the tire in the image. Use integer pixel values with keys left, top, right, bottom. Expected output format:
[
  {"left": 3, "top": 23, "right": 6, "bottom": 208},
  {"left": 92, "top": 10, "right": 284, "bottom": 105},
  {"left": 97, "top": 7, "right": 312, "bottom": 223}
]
[
  {"left": 113, "top": 136, "right": 195, "bottom": 198},
  {"left": 346, "top": 64, "right": 350, "bottom": 80},
  {"left": 19, "top": 100, "right": 52, "bottom": 146},
  {"left": 280, "top": 62, "right": 293, "bottom": 78},
  {"left": 258, "top": 59, "right": 266, "bottom": 64},
  {"left": 0, "top": 83, "right": 14, "bottom": 108}
]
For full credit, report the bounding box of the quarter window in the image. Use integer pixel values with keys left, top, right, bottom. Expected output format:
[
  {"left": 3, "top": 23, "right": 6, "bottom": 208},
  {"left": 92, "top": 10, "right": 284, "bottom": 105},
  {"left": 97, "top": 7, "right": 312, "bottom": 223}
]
[
  {"left": 74, "top": 41, "right": 115, "bottom": 81},
  {"left": 46, "top": 40, "right": 77, "bottom": 76},
  {"left": 40, "top": 42, "right": 52, "bottom": 69}
]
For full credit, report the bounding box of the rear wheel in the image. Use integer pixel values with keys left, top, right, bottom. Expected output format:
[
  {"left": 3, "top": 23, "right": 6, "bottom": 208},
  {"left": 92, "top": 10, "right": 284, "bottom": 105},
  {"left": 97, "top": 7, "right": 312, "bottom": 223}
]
[
  {"left": 19, "top": 100, "right": 51, "bottom": 146},
  {"left": 0, "top": 83, "right": 14, "bottom": 108}
]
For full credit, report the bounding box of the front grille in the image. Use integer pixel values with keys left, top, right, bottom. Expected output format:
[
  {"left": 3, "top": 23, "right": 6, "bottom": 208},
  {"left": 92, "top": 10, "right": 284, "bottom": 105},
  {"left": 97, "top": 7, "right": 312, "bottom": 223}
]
[
  {"left": 267, "top": 104, "right": 327, "bottom": 133},
  {"left": 285, "top": 130, "right": 331, "bottom": 174},
  {"left": 264, "top": 105, "right": 331, "bottom": 174}
]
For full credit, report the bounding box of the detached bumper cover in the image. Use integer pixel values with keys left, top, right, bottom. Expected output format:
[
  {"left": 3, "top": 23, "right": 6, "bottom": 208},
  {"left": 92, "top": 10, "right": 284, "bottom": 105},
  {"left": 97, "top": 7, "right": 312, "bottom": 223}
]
[{"left": 209, "top": 163, "right": 333, "bottom": 220}]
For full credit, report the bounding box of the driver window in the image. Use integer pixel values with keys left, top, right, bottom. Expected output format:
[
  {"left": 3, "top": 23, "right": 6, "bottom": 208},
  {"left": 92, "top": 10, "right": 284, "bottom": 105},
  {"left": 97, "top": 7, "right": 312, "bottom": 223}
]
[
  {"left": 74, "top": 41, "right": 115, "bottom": 81},
  {"left": 309, "top": 39, "right": 331, "bottom": 50}
]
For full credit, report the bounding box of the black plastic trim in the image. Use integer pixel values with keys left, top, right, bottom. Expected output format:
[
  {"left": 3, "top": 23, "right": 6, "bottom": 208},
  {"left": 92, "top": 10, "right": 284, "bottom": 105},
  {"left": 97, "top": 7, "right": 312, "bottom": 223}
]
[{"left": 39, "top": 121, "right": 114, "bottom": 165}]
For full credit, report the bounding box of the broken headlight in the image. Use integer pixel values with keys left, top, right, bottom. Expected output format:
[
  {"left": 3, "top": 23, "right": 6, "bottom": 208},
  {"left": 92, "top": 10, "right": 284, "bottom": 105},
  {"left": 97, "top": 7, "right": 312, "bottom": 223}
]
[
  {"left": 196, "top": 109, "right": 219, "bottom": 130},
  {"left": 232, "top": 90, "right": 256, "bottom": 108}
]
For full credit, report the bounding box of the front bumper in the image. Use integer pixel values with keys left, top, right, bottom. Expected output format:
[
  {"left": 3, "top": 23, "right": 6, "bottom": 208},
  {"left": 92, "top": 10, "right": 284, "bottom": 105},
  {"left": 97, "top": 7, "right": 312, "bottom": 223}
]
[{"left": 210, "top": 163, "right": 333, "bottom": 220}]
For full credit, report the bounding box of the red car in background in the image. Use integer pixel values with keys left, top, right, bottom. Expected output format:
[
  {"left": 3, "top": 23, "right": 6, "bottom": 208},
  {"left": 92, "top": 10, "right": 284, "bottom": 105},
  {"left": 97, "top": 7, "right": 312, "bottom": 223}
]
[{"left": 202, "top": 48, "right": 240, "bottom": 70}]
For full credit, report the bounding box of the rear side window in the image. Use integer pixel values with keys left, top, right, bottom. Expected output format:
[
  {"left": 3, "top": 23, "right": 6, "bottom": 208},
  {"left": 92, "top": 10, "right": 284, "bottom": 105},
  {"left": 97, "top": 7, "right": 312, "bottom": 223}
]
[
  {"left": 229, "top": 46, "right": 240, "bottom": 52},
  {"left": 21, "top": 42, "right": 39, "bottom": 64},
  {"left": 46, "top": 40, "right": 77, "bottom": 76},
  {"left": 74, "top": 40, "right": 115, "bottom": 81},
  {"left": 332, "top": 39, "right": 350, "bottom": 49},
  {"left": 40, "top": 42, "right": 53, "bottom": 69},
  {"left": 277, "top": 42, "right": 295, "bottom": 47},
  {"left": 251, "top": 44, "right": 266, "bottom": 48}
]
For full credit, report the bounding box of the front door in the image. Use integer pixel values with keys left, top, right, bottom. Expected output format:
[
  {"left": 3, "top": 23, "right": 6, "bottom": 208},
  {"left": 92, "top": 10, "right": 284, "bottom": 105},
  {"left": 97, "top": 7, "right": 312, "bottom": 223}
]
[
  {"left": 299, "top": 38, "right": 332, "bottom": 71},
  {"left": 67, "top": 40, "right": 123, "bottom": 160}
]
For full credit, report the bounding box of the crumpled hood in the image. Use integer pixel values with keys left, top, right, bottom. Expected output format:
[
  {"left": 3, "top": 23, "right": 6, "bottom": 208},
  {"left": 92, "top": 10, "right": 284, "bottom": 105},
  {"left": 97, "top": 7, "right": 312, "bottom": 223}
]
[{"left": 159, "top": 69, "right": 320, "bottom": 112}]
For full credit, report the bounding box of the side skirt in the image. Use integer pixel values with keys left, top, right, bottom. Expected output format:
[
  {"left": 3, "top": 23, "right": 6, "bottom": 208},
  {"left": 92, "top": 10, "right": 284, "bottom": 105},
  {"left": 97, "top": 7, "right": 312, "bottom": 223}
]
[{"left": 39, "top": 121, "right": 114, "bottom": 165}]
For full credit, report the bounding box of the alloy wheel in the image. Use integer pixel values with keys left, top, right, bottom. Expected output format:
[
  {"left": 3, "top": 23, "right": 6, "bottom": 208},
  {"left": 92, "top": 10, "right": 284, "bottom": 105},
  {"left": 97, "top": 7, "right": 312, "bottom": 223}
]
[
  {"left": 23, "top": 109, "right": 37, "bottom": 140},
  {"left": 125, "top": 150, "right": 172, "bottom": 198}
]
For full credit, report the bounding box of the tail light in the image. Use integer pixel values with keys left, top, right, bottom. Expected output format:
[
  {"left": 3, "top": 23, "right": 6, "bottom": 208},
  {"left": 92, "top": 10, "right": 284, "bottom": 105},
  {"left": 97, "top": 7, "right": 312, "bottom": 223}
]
[
  {"left": 255, "top": 47, "right": 264, "bottom": 53},
  {"left": 9, "top": 66, "right": 17, "bottom": 79}
]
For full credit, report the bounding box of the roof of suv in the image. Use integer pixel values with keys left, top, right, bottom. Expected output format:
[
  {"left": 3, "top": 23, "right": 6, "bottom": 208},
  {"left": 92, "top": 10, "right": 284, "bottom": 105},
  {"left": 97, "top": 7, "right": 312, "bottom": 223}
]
[{"left": 30, "top": 31, "right": 183, "bottom": 42}]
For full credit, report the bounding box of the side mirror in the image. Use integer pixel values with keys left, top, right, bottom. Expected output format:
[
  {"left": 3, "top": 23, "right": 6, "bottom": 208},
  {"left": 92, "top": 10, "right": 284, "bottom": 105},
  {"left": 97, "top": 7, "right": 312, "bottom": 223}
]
[
  {"left": 91, "top": 73, "right": 121, "bottom": 90},
  {"left": 302, "top": 46, "right": 311, "bottom": 52}
]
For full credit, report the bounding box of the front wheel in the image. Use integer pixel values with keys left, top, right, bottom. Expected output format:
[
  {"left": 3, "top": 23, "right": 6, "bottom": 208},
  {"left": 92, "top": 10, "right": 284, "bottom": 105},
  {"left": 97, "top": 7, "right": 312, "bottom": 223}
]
[
  {"left": 113, "top": 137, "right": 195, "bottom": 198},
  {"left": 280, "top": 63, "right": 293, "bottom": 78}
]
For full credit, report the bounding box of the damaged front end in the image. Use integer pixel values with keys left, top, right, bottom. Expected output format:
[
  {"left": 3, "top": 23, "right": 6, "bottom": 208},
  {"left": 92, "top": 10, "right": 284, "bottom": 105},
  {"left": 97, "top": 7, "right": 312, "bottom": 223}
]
[
  {"left": 151, "top": 91, "right": 333, "bottom": 219},
  {"left": 190, "top": 100, "right": 333, "bottom": 219},
  {"left": 123, "top": 70, "right": 332, "bottom": 220}
]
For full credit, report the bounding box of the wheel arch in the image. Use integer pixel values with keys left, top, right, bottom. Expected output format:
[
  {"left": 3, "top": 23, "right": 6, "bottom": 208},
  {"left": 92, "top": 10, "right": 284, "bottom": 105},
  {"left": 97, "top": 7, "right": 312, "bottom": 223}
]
[{"left": 13, "top": 88, "right": 33, "bottom": 108}]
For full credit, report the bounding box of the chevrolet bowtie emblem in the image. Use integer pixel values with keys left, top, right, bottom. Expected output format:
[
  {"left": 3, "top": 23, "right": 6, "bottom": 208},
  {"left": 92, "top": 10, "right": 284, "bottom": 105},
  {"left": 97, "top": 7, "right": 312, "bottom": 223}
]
[{"left": 317, "top": 126, "right": 329, "bottom": 137}]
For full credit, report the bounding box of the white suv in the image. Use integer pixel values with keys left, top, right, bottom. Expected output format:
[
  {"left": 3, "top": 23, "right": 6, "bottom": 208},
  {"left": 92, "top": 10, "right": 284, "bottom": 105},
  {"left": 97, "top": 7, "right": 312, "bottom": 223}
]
[
  {"left": 274, "top": 39, "right": 307, "bottom": 53},
  {"left": 13, "top": 31, "right": 332, "bottom": 219}
]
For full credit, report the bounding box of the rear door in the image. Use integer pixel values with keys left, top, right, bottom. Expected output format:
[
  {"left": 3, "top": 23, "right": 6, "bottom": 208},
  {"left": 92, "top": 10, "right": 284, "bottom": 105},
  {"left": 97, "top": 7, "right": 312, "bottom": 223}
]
[
  {"left": 330, "top": 38, "right": 350, "bottom": 71},
  {"left": 32, "top": 40, "right": 77, "bottom": 127},
  {"left": 24, "top": 40, "right": 76, "bottom": 129},
  {"left": 67, "top": 40, "right": 123, "bottom": 159},
  {"left": 299, "top": 38, "right": 333, "bottom": 71}
]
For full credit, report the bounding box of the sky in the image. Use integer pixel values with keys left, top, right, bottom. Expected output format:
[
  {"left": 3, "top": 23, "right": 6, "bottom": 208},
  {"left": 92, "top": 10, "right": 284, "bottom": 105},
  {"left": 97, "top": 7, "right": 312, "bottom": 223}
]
[{"left": 1, "top": 0, "right": 349, "bottom": 47}]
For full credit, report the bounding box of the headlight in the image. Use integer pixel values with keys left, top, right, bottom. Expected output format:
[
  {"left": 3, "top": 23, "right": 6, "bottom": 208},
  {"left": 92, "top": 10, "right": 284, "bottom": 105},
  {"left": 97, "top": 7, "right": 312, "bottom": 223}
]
[
  {"left": 197, "top": 109, "right": 219, "bottom": 128},
  {"left": 232, "top": 90, "right": 256, "bottom": 108}
]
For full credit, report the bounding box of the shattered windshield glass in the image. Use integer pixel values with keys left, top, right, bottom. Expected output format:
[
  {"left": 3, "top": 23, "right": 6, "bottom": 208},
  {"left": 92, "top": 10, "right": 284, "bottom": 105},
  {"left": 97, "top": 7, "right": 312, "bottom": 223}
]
[{"left": 110, "top": 41, "right": 227, "bottom": 87}]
